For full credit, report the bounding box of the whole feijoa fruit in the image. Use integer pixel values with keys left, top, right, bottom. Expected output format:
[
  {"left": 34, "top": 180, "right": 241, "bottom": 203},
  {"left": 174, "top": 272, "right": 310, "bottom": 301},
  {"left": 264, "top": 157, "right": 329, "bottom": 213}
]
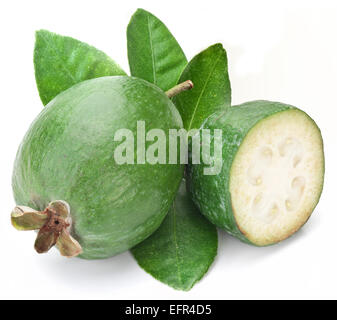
[
  {"left": 11, "top": 76, "right": 184, "bottom": 259},
  {"left": 188, "top": 101, "right": 324, "bottom": 246}
]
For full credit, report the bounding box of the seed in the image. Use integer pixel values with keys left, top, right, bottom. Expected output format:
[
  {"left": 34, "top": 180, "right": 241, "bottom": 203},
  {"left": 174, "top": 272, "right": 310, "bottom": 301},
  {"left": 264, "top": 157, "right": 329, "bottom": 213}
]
[{"left": 285, "top": 200, "right": 292, "bottom": 210}]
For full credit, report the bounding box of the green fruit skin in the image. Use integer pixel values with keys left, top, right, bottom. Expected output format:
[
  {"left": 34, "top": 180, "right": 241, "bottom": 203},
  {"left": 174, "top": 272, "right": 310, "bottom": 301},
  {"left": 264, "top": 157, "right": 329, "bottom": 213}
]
[
  {"left": 187, "top": 100, "right": 324, "bottom": 245},
  {"left": 12, "top": 76, "right": 184, "bottom": 259}
]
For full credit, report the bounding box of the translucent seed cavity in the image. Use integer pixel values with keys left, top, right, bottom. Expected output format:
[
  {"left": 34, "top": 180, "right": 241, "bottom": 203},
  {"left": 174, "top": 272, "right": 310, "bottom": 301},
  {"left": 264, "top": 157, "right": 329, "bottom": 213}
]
[
  {"left": 247, "top": 138, "right": 306, "bottom": 223},
  {"left": 261, "top": 147, "right": 273, "bottom": 161},
  {"left": 252, "top": 193, "right": 264, "bottom": 214},
  {"left": 293, "top": 155, "right": 302, "bottom": 168},
  {"left": 247, "top": 165, "right": 262, "bottom": 186},
  {"left": 254, "top": 193, "right": 262, "bottom": 205},
  {"left": 265, "top": 203, "right": 280, "bottom": 223},
  {"left": 247, "top": 146, "right": 273, "bottom": 186},
  {"left": 292, "top": 176, "right": 305, "bottom": 191},
  {"left": 285, "top": 176, "right": 305, "bottom": 212},
  {"left": 270, "top": 204, "right": 279, "bottom": 215},
  {"left": 279, "top": 137, "right": 297, "bottom": 157},
  {"left": 285, "top": 199, "right": 293, "bottom": 211}
]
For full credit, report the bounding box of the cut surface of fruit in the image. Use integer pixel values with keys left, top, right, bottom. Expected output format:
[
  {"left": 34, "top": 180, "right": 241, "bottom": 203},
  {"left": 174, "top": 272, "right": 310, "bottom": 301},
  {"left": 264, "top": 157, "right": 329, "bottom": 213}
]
[
  {"left": 187, "top": 101, "right": 324, "bottom": 246},
  {"left": 230, "top": 109, "right": 324, "bottom": 245}
]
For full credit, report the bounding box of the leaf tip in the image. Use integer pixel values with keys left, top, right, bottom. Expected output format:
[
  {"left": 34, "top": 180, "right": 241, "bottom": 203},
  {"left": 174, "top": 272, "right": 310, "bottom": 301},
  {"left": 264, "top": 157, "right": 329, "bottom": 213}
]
[
  {"left": 35, "top": 29, "right": 52, "bottom": 40},
  {"left": 209, "top": 43, "right": 226, "bottom": 53},
  {"left": 135, "top": 8, "right": 149, "bottom": 15},
  {"left": 129, "top": 8, "right": 146, "bottom": 22}
]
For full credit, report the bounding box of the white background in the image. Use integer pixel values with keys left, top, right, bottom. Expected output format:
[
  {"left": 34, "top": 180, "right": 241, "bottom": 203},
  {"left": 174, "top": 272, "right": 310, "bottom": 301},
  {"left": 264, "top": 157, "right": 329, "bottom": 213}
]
[{"left": 0, "top": 0, "right": 336, "bottom": 299}]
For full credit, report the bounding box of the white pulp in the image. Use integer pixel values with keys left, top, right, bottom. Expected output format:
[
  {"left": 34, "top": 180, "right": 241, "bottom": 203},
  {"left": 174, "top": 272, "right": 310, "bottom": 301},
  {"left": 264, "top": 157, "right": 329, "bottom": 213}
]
[{"left": 229, "top": 109, "right": 324, "bottom": 245}]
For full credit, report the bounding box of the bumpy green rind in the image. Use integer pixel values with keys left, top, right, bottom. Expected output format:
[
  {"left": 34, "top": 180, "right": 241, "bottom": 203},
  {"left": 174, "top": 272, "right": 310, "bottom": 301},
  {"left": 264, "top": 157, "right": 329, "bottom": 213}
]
[
  {"left": 131, "top": 181, "right": 218, "bottom": 291},
  {"left": 34, "top": 29, "right": 126, "bottom": 105},
  {"left": 187, "top": 100, "right": 324, "bottom": 245},
  {"left": 12, "top": 76, "right": 183, "bottom": 259}
]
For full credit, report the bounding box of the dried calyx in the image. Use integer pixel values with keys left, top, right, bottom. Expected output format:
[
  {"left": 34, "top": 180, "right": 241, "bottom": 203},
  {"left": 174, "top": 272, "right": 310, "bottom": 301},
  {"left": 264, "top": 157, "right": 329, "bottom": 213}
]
[{"left": 11, "top": 200, "right": 82, "bottom": 257}]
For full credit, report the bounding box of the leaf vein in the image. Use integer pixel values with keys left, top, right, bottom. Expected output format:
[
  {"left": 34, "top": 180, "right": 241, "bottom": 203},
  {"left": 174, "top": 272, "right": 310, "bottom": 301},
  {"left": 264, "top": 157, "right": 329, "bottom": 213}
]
[
  {"left": 39, "top": 32, "right": 77, "bottom": 84},
  {"left": 147, "top": 14, "right": 157, "bottom": 84},
  {"left": 187, "top": 52, "right": 222, "bottom": 131}
]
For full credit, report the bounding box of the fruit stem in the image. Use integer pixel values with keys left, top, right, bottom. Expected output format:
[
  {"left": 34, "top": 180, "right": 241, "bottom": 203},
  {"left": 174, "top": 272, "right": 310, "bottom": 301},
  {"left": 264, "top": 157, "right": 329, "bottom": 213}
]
[
  {"left": 11, "top": 200, "right": 82, "bottom": 258},
  {"left": 165, "top": 80, "right": 194, "bottom": 98}
]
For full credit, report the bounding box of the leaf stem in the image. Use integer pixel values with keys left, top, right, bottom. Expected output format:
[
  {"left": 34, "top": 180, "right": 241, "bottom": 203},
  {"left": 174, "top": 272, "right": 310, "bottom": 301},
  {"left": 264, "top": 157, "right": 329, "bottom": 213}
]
[{"left": 165, "top": 80, "right": 194, "bottom": 98}]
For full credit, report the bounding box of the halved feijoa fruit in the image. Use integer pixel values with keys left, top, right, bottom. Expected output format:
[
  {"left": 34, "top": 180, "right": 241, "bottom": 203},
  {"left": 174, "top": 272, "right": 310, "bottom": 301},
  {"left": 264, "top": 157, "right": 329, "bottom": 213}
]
[{"left": 188, "top": 100, "right": 324, "bottom": 246}]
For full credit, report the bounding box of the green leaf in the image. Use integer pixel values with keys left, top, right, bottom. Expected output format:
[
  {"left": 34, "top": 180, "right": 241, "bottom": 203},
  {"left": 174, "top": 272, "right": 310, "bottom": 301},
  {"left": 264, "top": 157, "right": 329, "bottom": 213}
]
[
  {"left": 131, "top": 181, "right": 218, "bottom": 291},
  {"left": 127, "top": 8, "right": 187, "bottom": 91},
  {"left": 173, "top": 43, "right": 231, "bottom": 130},
  {"left": 34, "top": 30, "right": 126, "bottom": 105}
]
